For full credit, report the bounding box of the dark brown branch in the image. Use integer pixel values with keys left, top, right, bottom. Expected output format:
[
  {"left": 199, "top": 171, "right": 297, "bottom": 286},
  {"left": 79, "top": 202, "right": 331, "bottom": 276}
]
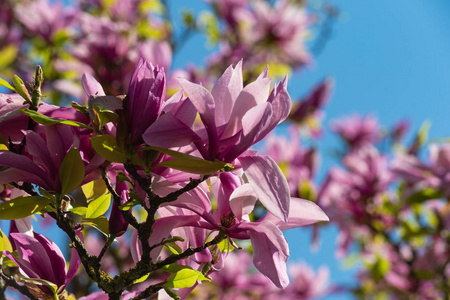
[{"left": 101, "top": 168, "right": 139, "bottom": 229}]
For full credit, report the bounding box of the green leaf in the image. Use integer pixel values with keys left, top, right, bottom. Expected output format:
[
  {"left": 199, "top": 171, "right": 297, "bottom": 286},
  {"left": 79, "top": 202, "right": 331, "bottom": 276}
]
[
  {"left": 163, "top": 264, "right": 210, "bottom": 289},
  {"left": 165, "top": 240, "right": 184, "bottom": 255},
  {"left": 0, "top": 77, "right": 15, "bottom": 92},
  {"left": 118, "top": 198, "right": 141, "bottom": 211},
  {"left": 93, "top": 104, "right": 119, "bottom": 128},
  {"left": 71, "top": 102, "right": 89, "bottom": 116},
  {"left": 0, "top": 196, "right": 52, "bottom": 220},
  {"left": 81, "top": 179, "right": 108, "bottom": 201},
  {"left": 218, "top": 238, "right": 234, "bottom": 253},
  {"left": 406, "top": 188, "right": 442, "bottom": 205},
  {"left": 0, "top": 229, "right": 13, "bottom": 253},
  {"left": 163, "top": 287, "right": 180, "bottom": 300},
  {"left": 82, "top": 216, "right": 109, "bottom": 236},
  {"left": 90, "top": 135, "right": 127, "bottom": 163},
  {"left": 0, "top": 77, "right": 16, "bottom": 92},
  {"left": 18, "top": 277, "right": 59, "bottom": 298},
  {"left": 164, "top": 267, "right": 209, "bottom": 289},
  {"left": 20, "top": 108, "right": 93, "bottom": 129},
  {"left": 52, "top": 29, "right": 70, "bottom": 47},
  {"left": 69, "top": 206, "right": 87, "bottom": 216},
  {"left": 13, "top": 75, "right": 31, "bottom": 102},
  {"left": 86, "top": 194, "right": 111, "bottom": 218},
  {"left": 59, "top": 147, "right": 85, "bottom": 196},
  {"left": 133, "top": 273, "right": 150, "bottom": 284},
  {"left": 142, "top": 146, "right": 232, "bottom": 175}
]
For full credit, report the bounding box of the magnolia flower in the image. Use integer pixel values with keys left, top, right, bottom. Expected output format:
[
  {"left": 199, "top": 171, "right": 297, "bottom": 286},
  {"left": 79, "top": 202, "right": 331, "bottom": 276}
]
[
  {"left": 124, "top": 58, "right": 166, "bottom": 145},
  {"left": 15, "top": 0, "right": 77, "bottom": 43},
  {"left": 0, "top": 121, "right": 103, "bottom": 193},
  {"left": 3, "top": 231, "right": 81, "bottom": 299},
  {"left": 392, "top": 143, "right": 450, "bottom": 196},
  {"left": 331, "top": 115, "right": 381, "bottom": 150},
  {"left": 143, "top": 61, "right": 292, "bottom": 221},
  {"left": 262, "top": 127, "right": 318, "bottom": 197},
  {"left": 133, "top": 172, "right": 329, "bottom": 289},
  {"left": 235, "top": 0, "right": 310, "bottom": 66},
  {"left": 289, "top": 79, "right": 333, "bottom": 137}
]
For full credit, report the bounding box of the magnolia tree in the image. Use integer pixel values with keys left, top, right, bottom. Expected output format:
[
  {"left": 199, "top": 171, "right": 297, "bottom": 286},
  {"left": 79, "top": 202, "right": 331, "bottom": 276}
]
[{"left": 1, "top": 0, "right": 449, "bottom": 300}]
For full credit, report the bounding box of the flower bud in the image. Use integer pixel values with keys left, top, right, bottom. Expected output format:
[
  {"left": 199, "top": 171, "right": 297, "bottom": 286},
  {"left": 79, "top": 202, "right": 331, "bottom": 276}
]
[{"left": 125, "top": 59, "right": 166, "bottom": 145}]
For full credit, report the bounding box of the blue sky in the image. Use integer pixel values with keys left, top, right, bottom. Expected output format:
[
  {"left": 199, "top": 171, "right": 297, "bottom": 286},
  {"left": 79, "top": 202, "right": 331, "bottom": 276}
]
[{"left": 168, "top": 1, "right": 450, "bottom": 298}]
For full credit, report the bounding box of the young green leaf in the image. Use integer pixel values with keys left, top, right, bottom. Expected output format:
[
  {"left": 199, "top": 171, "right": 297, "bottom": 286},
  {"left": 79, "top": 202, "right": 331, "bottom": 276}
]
[
  {"left": 0, "top": 196, "right": 52, "bottom": 220},
  {"left": 163, "top": 268, "right": 210, "bottom": 289},
  {"left": 12, "top": 75, "right": 31, "bottom": 102},
  {"left": 69, "top": 206, "right": 88, "bottom": 216},
  {"left": 86, "top": 194, "right": 111, "bottom": 218},
  {"left": 163, "top": 287, "right": 181, "bottom": 300},
  {"left": 90, "top": 134, "right": 127, "bottom": 163},
  {"left": 93, "top": 104, "right": 119, "bottom": 128},
  {"left": 59, "top": 147, "right": 85, "bottom": 196},
  {"left": 142, "top": 146, "right": 232, "bottom": 175},
  {"left": 18, "top": 277, "right": 59, "bottom": 298},
  {"left": 82, "top": 216, "right": 110, "bottom": 236},
  {"left": 0, "top": 229, "right": 13, "bottom": 253},
  {"left": 118, "top": 198, "right": 141, "bottom": 211},
  {"left": 81, "top": 178, "right": 108, "bottom": 201},
  {"left": 20, "top": 108, "right": 93, "bottom": 129},
  {"left": 0, "top": 77, "right": 16, "bottom": 92}
]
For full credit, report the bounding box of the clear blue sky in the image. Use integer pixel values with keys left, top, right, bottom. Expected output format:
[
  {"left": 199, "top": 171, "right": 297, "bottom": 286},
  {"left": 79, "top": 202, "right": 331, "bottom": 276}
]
[{"left": 169, "top": 1, "right": 450, "bottom": 298}]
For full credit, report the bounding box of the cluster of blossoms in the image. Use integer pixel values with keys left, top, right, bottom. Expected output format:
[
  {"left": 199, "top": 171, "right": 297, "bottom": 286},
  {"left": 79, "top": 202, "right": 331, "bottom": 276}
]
[
  {"left": 0, "top": 0, "right": 316, "bottom": 103},
  {"left": 3, "top": 0, "right": 449, "bottom": 299},
  {"left": 0, "top": 59, "right": 328, "bottom": 299},
  {"left": 313, "top": 115, "right": 450, "bottom": 298}
]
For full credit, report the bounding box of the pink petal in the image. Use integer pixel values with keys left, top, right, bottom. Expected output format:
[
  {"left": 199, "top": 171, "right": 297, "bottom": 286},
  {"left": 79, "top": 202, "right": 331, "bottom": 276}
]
[
  {"left": 262, "top": 197, "right": 329, "bottom": 230},
  {"left": 223, "top": 102, "right": 272, "bottom": 161},
  {"left": 224, "top": 76, "right": 271, "bottom": 138},
  {"left": 81, "top": 73, "right": 105, "bottom": 97},
  {"left": 229, "top": 183, "right": 257, "bottom": 220},
  {"left": 142, "top": 112, "right": 202, "bottom": 148},
  {"left": 178, "top": 79, "right": 219, "bottom": 159},
  {"left": 241, "top": 221, "right": 289, "bottom": 288},
  {"left": 239, "top": 155, "right": 290, "bottom": 221}
]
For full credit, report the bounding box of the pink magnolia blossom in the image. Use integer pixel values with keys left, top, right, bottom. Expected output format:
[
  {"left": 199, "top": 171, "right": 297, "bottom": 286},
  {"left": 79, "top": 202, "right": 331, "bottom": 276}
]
[
  {"left": 124, "top": 58, "right": 166, "bottom": 145},
  {"left": 392, "top": 143, "right": 450, "bottom": 196},
  {"left": 262, "top": 126, "right": 318, "bottom": 197},
  {"left": 15, "top": 0, "right": 77, "bottom": 43},
  {"left": 143, "top": 61, "right": 292, "bottom": 220},
  {"left": 0, "top": 117, "right": 103, "bottom": 193},
  {"left": 133, "top": 171, "right": 328, "bottom": 289},
  {"left": 3, "top": 231, "right": 81, "bottom": 298},
  {"left": 331, "top": 114, "right": 381, "bottom": 150},
  {"left": 235, "top": 0, "right": 310, "bottom": 66}
]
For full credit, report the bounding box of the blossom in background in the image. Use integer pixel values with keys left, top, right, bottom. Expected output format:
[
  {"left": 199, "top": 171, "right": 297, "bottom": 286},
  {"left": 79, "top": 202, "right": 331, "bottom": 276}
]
[
  {"left": 331, "top": 114, "right": 381, "bottom": 150},
  {"left": 289, "top": 78, "right": 333, "bottom": 137},
  {"left": 392, "top": 143, "right": 450, "bottom": 196},
  {"left": 15, "top": 0, "right": 77, "bottom": 43},
  {"left": 318, "top": 146, "right": 394, "bottom": 256},
  {"left": 3, "top": 231, "right": 81, "bottom": 299},
  {"left": 236, "top": 0, "right": 310, "bottom": 66}
]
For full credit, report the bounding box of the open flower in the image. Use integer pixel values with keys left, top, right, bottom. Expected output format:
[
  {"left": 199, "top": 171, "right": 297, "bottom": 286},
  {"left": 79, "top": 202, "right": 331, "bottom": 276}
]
[
  {"left": 143, "top": 61, "right": 292, "bottom": 221},
  {"left": 133, "top": 172, "right": 329, "bottom": 289},
  {"left": 3, "top": 231, "right": 81, "bottom": 299}
]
